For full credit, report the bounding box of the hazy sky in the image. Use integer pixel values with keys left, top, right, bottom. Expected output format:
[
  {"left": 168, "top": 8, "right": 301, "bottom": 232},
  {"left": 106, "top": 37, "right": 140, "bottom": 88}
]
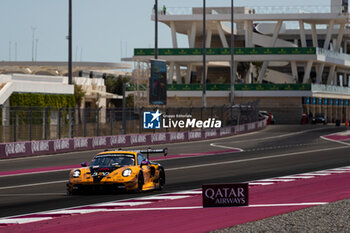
[{"left": 0, "top": 0, "right": 328, "bottom": 63}]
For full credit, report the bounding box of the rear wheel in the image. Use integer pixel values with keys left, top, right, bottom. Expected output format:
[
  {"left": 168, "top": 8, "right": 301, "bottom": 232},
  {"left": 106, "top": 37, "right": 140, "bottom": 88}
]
[
  {"left": 137, "top": 172, "right": 144, "bottom": 192},
  {"left": 158, "top": 169, "right": 165, "bottom": 190}
]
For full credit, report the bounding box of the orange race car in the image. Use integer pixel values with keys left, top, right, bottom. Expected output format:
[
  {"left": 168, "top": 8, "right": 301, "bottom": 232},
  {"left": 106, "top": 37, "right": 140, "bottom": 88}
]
[{"left": 67, "top": 148, "right": 167, "bottom": 195}]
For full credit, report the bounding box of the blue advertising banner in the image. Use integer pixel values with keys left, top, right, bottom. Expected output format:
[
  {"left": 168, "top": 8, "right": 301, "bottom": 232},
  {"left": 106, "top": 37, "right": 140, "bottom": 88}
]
[
  {"left": 324, "top": 98, "right": 328, "bottom": 105},
  {"left": 336, "top": 99, "right": 339, "bottom": 106},
  {"left": 318, "top": 98, "right": 322, "bottom": 105},
  {"left": 306, "top": 97, "right": 310, "bottom": 104},
  {"left": 330, "top": 99, "right": 333, "bottom": 105},
  {"left": 341, "top": 100, "right": 344, "bottom": 106},
  {"left": 346, "top": 100, "right": 349, "bottom": 106},
  {"left": 312, "top": 98, "right": 316, "bottom": 105}
]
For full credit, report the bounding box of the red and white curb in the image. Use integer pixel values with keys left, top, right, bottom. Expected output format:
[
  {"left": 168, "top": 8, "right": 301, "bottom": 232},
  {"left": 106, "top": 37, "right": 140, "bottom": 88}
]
[
  {"left": 1, "top": 166, "right": 350, "bottom": 226},
  {"left": 321, "top": 130, "right": 350, "bottom": 144}
]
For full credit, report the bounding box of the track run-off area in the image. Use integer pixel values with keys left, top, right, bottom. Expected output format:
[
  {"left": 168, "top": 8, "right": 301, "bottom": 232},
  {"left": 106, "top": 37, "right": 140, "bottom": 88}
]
[{"left": 0, "top": 125, "right": 350, "bottom": 232}]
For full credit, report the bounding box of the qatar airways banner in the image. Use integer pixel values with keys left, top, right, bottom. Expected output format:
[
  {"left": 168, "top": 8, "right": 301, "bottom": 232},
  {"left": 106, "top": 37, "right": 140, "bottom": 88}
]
[
  {"left": 202, "top": 183, "right": 249, "bottom": 207},
  {"left": 0, "top": 119, "right": 266, "bottom": 159}
]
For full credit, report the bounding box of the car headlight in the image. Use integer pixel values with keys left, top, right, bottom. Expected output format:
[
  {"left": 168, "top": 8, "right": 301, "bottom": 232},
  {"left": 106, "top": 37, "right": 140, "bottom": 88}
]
[
  {"left": 122, "top": 168, "right": 132, "bottom": 177},
  {"left": 72, "top": 169, "right": 81, "bottom": 178}
]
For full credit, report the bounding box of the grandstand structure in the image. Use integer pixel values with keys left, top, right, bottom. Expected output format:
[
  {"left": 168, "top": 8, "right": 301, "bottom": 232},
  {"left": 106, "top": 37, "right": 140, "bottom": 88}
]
[{"left": 133, "top": 0, "right": 350, "bottom": 123}]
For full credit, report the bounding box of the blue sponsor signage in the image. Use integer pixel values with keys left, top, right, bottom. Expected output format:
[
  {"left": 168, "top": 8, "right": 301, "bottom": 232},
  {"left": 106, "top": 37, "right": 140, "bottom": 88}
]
[
  {"left": 312, "top": 98, "right": 316, "bottom": 105},
  {"left": 306, "top": 97, "right": 310, "bottom": 104},
  {"left": 330, "top": 99, "right": 333, "bottom": 105},
  {"left": 336, "top": 99, "right": 339, "bottom": 106},
  {"left": 346, "top": 100, "right": 349, "bottom": 106},
  {"left": 324, "top": 99, "right": 328, "bottom": 105},
  {"left": 341, "top": 100, "right": 344, "bottom": 106},
  {"left": 318, "top": 98, "right": 322, "bottom": 105}
]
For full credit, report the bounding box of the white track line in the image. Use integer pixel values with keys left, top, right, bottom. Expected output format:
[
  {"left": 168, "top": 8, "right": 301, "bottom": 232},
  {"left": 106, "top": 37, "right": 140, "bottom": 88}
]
[
  {"left": 209, "top": 143, "right": 244, "bottom": 151},
  {"left": 166, "top": 145, "right": 350, "bottom": 172},
  {"left": 91, "top": 202, "right": 152, "bottom": 207},
  {"left": 320, "top": 135, "right": 350, "bottom": 146},
  {"left": 0, "top": 180, "right": 66, "bottom": 190},
  {"left": 137, "top": 195, "right": 190, "bottom": 200},
  {"left": 0, "top": 217, "right": 53, "bottom": 224}
]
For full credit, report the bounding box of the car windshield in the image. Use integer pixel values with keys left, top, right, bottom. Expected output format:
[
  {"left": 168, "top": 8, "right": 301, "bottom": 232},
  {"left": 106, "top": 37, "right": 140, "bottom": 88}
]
[{"left": 89, "top": 154, "right": 135, "bottom": 167}]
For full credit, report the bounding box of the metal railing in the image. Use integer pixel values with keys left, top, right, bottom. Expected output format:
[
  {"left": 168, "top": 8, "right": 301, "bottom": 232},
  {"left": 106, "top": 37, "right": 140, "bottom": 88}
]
[
  {"left": 0, "top": 104, "right": 259, "bottom": 143},
  {"left": 157, "top": 5, "right": 331, "bottom": 16}
]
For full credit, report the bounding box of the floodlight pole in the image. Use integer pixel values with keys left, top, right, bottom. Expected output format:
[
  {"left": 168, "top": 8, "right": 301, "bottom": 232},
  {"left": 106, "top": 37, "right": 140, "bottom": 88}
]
[
  {"left": 155, "top": 0, "right": 158, "bottom": 59},
  {"left": 68, "top": 0, "right": 72, "bottom": 85},
  {"left": 202, "top": 0, "right": 207, "bottom": 108},
  {"left": 122, "top": 82, "right": 127, "bottom": 134},
  {"left": 230, "top": 0, "right": 235, "bottom": 106}
]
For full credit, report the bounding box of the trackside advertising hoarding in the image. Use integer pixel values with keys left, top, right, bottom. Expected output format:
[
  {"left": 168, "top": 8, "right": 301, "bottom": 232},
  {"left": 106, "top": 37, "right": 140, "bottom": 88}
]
[
  {"left": 0, "top": 119, "right": 267, "bottom": 159},
  {"left": 149, "top": 59, "right": 167, "bottom": 105},
  {"left": 202, "top": 183, "right": 249, "bottom": 207}
]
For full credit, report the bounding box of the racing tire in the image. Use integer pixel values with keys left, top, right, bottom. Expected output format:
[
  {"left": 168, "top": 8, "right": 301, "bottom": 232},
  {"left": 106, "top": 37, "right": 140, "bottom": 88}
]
[
  {"left": 137, "top": 172, "right": 144, "bottom": 192},
  {"left": 158, "top": 169, "right": 165, "bottom": 190}
]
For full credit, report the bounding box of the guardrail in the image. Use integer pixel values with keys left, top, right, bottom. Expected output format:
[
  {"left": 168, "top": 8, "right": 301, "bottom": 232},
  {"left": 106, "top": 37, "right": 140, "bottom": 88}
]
[
  {"left": 156, "top": 5, "right": 331, "bottom": 15},
  {"left": 0, "top": 119, "right": 267, "bottom": 159},
  {"left": 134, "top": 47, "right": 317, "bottom": 56}
]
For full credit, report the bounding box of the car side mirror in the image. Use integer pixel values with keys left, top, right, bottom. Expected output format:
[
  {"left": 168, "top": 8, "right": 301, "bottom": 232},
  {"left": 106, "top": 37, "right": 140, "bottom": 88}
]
[
  {"left": 140, "top": 160, "right": 150, "bottom": 167},
  {"left": 81, "top": 162, "right": 88, "bottom": 167}
]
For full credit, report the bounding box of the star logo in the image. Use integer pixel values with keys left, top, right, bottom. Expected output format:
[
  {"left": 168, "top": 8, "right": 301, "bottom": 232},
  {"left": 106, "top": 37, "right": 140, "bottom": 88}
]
[
  {"left": 150, "top": 110, "right": 162, "bottom": 122},
  {"left": 143, "top": 110, "right": 162, "bottom": 129}
]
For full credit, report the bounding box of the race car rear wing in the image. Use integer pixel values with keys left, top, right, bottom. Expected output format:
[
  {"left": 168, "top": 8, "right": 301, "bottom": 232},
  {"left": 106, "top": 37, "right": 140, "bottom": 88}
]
[{"left": 138, "top": 148, "right": 168, "bottom": 160}]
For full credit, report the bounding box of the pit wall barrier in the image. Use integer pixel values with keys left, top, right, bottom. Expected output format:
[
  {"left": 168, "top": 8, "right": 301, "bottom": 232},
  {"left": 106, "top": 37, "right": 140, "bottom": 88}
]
[{"left": 0, "top": 119, "right": 267, "bottom": 159}]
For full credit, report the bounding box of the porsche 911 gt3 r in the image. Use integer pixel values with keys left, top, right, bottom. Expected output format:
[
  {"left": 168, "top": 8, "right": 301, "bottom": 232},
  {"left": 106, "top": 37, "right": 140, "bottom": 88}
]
[{"left": 67, "top": 148, "right": 167, "bottom": 194}]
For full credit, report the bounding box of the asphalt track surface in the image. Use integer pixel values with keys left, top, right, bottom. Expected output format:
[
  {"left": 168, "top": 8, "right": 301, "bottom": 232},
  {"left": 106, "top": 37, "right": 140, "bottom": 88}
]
[{"left": 0, "top": 124, "right": 349, "bottom": 222}]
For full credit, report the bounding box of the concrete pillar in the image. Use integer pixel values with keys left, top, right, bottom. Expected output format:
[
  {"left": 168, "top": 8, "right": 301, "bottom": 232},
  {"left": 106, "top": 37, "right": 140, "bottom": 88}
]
[
  {"left": 245, "top": 63, "right": 252, "bottom": 84},
  {"left": 311, "top": 23, "right": 318, "bottom": 47},
  {"left": 170, "top": 21, "right": 178, "bottom": 48},
  {"left": 188, "top": 22, "right": 197, "bottom": 48},
  {"left": 168, "top": 62, "right": 175, "bottom": 84},
  {"left": 176, "top": 65, "right": 182, "bottom": 84},
  {"left": 303, "top": 61, "right": 313, "bottom": 84},
  {"left": 324, "top": 20, "right": 335, "bottom": 50},
  {"left": 316, "top": 64, "right": 324, "bottom": 84},
  {"left": 186, "top": 64, "right": 193, "bottom": 84},
  {"left": 206, "top": 30, "right": 212, "bottom": 48},
  {"left": 245, "top": 20, "right": 253, "bottom": 47},
  {"left": 258, "top": 21, "right": 282, "bottom": 83},
  {"left": 258, "top": 62, "right": 269, "bottom": 83},
  {"left": 335, "top": 23, "right": 346, "bottom": 52},
  {"left": 291, "top": 61, "right": 299, "bottom": 82},
  {"left": 217, "top": 22, "right": 228, "bottom": 48},
  {"left": 327, "top": 65, "right": 336, "bottom": 85},
  {"left": 294, "top": 39, "right": 298, "bottom": 46},
  {"left": 299, "top": 20, "right": 307, "bottom": 47}
]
